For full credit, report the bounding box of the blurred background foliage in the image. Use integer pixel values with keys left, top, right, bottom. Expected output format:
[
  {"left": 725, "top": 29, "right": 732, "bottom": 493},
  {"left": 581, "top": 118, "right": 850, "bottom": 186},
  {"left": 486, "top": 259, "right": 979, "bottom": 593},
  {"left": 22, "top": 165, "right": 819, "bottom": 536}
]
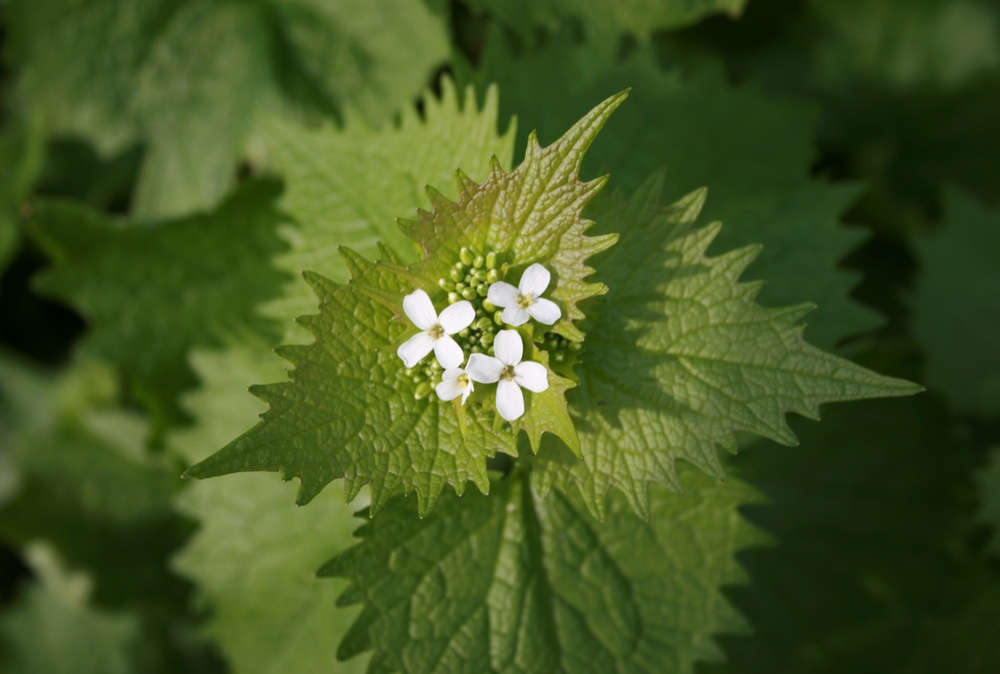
[{"left": 0, "top": 0, "right": 998, "bottom": 672}]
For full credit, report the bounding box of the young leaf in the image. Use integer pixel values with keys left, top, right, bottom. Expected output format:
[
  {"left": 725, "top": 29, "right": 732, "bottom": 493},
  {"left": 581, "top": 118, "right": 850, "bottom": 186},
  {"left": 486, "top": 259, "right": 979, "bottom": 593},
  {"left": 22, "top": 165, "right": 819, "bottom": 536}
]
[
  {"left": 912, "top": 189, "right": 1000, "bottom": 418},
  {"left": 533, "top": 177, "right": 921, "bottom": 519},
  {"left": 464, "top": 38, "right": 880, "bottom": 349},
  {"left": 187, "top": 94, "right": 626, "bottom": 516},
  {"left": 6, "top": 0, "right": 448, "bottom": 218},
  {"left": 171, "top": 344, "right": 367, "bottom": 674},
  {"left": 321, "top": 467, "right": 766, "bottom": 674},
  {"left": 26, "top": 179, "right": 289, "bottom": 434},
  {"left": 260, "top": 79, "right": 516, "bottom": 323}
]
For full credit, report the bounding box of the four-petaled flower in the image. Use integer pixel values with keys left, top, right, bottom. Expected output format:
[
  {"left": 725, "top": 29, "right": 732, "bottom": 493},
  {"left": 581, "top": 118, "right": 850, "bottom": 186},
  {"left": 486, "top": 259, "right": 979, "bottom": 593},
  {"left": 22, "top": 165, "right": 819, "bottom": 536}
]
[
  {"left": 435, "top": 367, "right": 474, "bottom": 404},
  {"left": 466, "top": 330, "right": 548, "bottom": 421},
  {"left": 397, "top": 289, "right": 474, "bottom": 369},
  {"left": 487, "top": 263, "right": 561, "bottom": 327}
]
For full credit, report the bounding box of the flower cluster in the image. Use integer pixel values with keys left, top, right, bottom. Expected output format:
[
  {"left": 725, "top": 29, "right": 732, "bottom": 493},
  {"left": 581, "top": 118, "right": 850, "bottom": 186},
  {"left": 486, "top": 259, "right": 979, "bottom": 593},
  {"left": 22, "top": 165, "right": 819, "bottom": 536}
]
[{"left": 397, "top": 259, "right": 560, "bottom": 421}]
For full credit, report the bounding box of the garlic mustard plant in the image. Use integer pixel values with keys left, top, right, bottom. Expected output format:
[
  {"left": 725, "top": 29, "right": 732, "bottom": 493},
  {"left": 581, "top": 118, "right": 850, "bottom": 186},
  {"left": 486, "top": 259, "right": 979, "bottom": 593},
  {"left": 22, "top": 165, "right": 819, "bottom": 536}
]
[
  {"left": 466, "top": 330, "right": 549, "bottom": 421},
  {"left": 487, "top": 262, "right": 561, "bottom": 326},
  {"left": 396, "top": 289, "right": 474, "bottom": 369},
  {"left": 435, "top": 367, "right": 474, "bottom": 404}
]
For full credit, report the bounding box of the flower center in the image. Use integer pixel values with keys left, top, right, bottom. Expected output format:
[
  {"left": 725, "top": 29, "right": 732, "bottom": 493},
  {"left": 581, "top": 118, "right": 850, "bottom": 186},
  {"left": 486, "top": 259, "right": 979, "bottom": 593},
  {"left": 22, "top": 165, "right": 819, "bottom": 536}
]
[
  {"left": 500, "top": 365, "right": 516, "bottom": 381},
  {"left": 458, "top": 373, "right": 470, "bottom": 388},
  {"left": 516, "top": 292, "right": 535, "bottom": 309},
  {"left": 429, "top": 324, "right": 445, "bottom": 339}
]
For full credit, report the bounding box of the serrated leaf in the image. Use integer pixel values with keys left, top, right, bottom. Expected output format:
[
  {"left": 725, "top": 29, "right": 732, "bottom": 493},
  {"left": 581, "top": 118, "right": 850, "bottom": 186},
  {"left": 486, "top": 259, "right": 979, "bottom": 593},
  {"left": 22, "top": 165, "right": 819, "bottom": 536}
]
[
  {"left": 321, "top": 466, "right": 766, "bottom": 674},
  {"left": 7, "top": 0, "right": 448, "bottom": 218},
  {"left": 706, "top": 395, "right": 990, "bottom": 674},
  {"left": 912, "top": 189, "right": 1000, "bottom": 418},
  {"left": 463, "top": 38, "right": 880, "bottom": 349},
  {"left": 186, "top": 259, "right": 517, "bottom": 516},
  {"left": 188, "top": 94, "right": 627, "bottom": 515},
  {"left": 26, "top": 179, "right": 289, "bottom": 435},
  {"left": 533, "top": 177, "right": 920, "bottom": 519},
  {"left": 260, "top": 78, "right": 516, "bottom": 323},
  {"left": 463, "top": 0, "right": 746, "bottom": 51},
  {"left": 171, "top": 344, "right": 367, "bottom": 674}
]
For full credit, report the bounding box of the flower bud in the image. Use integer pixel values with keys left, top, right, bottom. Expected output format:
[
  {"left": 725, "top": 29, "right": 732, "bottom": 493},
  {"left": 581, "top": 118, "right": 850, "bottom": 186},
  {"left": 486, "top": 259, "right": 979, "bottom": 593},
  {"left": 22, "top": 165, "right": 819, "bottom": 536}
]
[
  {"left": 414, "top": 382, "right": 433, "bottom": 399},
  {"left": 482, "top": 299, "right": 496, "bottom": 312},
  {"left": 494, "top": 310, "right": 504, "bottom": 325},
  {"left": 450, "top": 269, "right": 463, "bottom": 282},
  {"left": 473, "top": 254, "right": 485, "bottom": 269},
  {"left": 485, "top": 252, "right": 496, "bottom": 268},
  {"left": 448, "top": 292, "right": 460, "bottom": 304},
  {"left": 462, "top": 287, "right": 477, "bottom": 301},
  {"left": 477, "top": 283, "right": 489, "bottom": 297},
  {"left": 486, "top": 269, "right": 500, "bottom": 284},
  {"left": 460, "top": 247, "right": 474, "bottom": 266},
  {"left": 476, "top": 316, "right": 494, "bottom": 330}
]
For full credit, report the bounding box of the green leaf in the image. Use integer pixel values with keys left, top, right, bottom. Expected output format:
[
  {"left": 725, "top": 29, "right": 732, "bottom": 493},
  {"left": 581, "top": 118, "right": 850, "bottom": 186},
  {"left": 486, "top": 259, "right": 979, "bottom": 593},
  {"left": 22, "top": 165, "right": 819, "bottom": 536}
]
[
  {"left": 0, "top": 560, "right": 140, "bottom": 674},
  {"left": 188, "top": 94, "right": 627, "bottom": 515},
  {"left": 260, "top": 78, "right": 516, "bottom": 324},
  {"left": 901, "top": 583, "right": 1000, "bottom": 674},
  {"left": 171, "top": 343, "right": 367, "bottom": 674},
  {"left": 321, "top": 466, "right": 766, "bottom": 674},
  {"left": 912, "top": 189, "right": 1000, "bottom": 418},
  {"left": 533, "top": 177, "right": 921, "bottom": 519},
  {"left": 0, "top": 114, "right": 45, "bottom": 279},
  {"left": 707, "top": 395, "right": 990, "bottom": 674},
  {"left": 463, "top": 38, "right": 880, "bottom": 349},
  {"left": 26, "top": 179, "right": 289, "bottom": 434},
  {"left": 463, "top": 0, "right": 747, "bottom": 51},
  {"left": 6, "top": 0, "right": 448, "bottom": 218},
  {"left": 977, "top": 447, "right": 1000, "bottom": 558}
]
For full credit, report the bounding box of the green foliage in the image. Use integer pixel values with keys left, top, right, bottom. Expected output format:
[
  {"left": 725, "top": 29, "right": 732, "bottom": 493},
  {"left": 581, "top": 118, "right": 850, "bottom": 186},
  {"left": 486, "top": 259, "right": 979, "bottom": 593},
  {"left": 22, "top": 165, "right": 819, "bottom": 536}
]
[
  {"left": 912, "top": 190, "right": 1000, "bottom": 418},
  {"left": 6, "top": 0, "right": 448, "bottom": 218},
  {"left": 0, "top": 115, "right": 44, "bottom": 277},
  {"left": 26, "top": 180, "right": 290, "bottom": 434},
  {"left": 463, "top": 37, "right": 880, "bottom": 349},
  {"left": 322, "top": 466, "right": 766, "bottom": 674},
  {"left": 260, "top": 79, "right": 516, "bottom": 323},
  {"left": 172, "top": 344, "right": 366, "bottom": 674},
  {"left": 533, "top": 177, "right": 918, "bottom": 518}
]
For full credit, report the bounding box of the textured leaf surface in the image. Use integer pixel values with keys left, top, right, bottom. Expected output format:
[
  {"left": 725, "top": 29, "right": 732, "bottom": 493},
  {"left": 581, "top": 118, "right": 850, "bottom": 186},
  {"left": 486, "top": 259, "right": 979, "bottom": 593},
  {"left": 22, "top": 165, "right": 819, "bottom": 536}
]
[
  {"left": 534, "top": 179, "right": 920, "bottom": 519},
  {"left": 321, "top": 467, "right": 765, "bottom": 674},
  {"left": 6, "top": 0, "right": 447, "bottom": 217},
  {"left": 172, "top": 344, "right": 366, "bottom": 674},
  {"left": 261, "top": 79, "right": 516, "bottom": 323},
  {"left": 912, "top": 190, "right": 1000, "bottom": 418},
  {"left": 26, "top": 179, "right": 289, "bottom": 433},
  {"left": 706, "top": 395, "right": 988, "bottom": 674},
  {"left": 464, "top": 0, "right": 746, "bottom": 49},
  {"left": 188, "top": 95, "right": 627, "bottom": 515},
  {"left": 466, "top": 39, "right": 879, "bottom": 348}
]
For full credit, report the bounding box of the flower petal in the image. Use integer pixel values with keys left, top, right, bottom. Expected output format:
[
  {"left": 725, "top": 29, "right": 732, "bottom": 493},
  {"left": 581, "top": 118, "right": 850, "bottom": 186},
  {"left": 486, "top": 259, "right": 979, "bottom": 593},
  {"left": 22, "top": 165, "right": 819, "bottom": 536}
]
[
  {"left": 487, "top": 281, "right": 519, "bottom": 308},
  {"left": 433, "top": 335, "right": 465, "bottom": 369},
  {"left": 438, "top": 300, "right": 475, "bottom": 334},
  {"left": 514, "top": 361, "right": 549, "bottom": 392},
  {"left": 397, "top": 331, "right": 435, "bottom": 368},
  {"left": 526, "top": 298, "right": 561, "bottom": 325},
  {"left": 493, "top": 330, "right": 523, "bottom": 366},
  {"left": 435, "top": 369, "right": 470, "bottom": 402},
  {"left": 518, "top": 263, "right": 551, "bottom": 296},
  {"left": 496, "top": 379, "right": 525, "bottom": 421},
  {"left": 460, "top": 384, "right": 473, "bottom": 404},
  {"left": 466, "top": 353, "right": 503, "bottom": 383},
  {"left": 501, "top": 305, "right": 530, "bottom": 327},
  {"left": 402, "top": 289, "right": 438, "bottom": 330}
]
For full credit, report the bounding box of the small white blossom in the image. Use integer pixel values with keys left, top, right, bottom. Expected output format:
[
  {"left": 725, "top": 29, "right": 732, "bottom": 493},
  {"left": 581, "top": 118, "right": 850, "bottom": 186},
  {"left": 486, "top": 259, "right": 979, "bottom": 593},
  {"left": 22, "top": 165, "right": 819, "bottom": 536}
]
[
  {"left": 397, "top": 289, "right": 474, "bottom": 369},
  {"left": 487, "top": 263, "right": 561, "bottom": 327},
  {"left": 436, "top": 367, "right": 474, "bottom": 404},
  {"left": 466, "top": 330, "right": 548, "bottom": 421}
]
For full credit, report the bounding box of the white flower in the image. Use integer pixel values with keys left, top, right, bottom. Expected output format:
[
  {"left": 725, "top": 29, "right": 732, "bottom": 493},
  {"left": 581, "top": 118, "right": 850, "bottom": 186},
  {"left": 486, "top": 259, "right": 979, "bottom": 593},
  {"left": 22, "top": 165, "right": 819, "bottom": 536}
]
[
  {"left": 466, "top": 330, "right": 548, "bottom": 421},
  {"left": 487, "top": 263, "right": 561, "bottom": 327},
  {"left": 397, "top": 289, "right": 474, "bottom": 369},
  {"left": 436, "top": 367, "right": 474, "bottom": 404}
]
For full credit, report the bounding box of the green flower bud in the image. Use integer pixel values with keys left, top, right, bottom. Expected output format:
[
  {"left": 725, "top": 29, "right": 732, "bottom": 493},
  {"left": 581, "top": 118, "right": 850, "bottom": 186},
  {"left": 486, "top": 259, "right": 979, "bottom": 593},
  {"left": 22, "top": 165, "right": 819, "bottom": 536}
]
[
  {"left": 438, "top": 278, "right": 454, "bottom": 292},
  {"left": 450, "top": 269, "right": 463, "bottom": 282},
  {"left": 474, "top": 269, "right": 488, "bottom": 282},
  {"left": 481, "top": 332, "right": 495, "bottom": 346},
  {"left": 477, "top": 283, "right": 489, "bottom": 297},
  {"left": 454, "top": 282, "right": 466, "bottom": 292},
  {"left": 482, "top": 299, "right": 496, "bottom": 312},
  {"left": 459, "top": 328, "right": 470, "bottom": 338},
  {"left": 569, "top": 340, "right": 584, "bottom": 352},
  {"left": 486, "top": 269, "right": 500, "bottom": 284},
  {"left": 462, "top": 287, "right": 477, "bottom": 301},
  {"left": 460, "top": 247, "right": 474, "bottom": 266},
  {"left": 476, "top": 316, "right": 494, "bottom": 330},
  {"left": 414, "top": 382, "right": 433, "bottom": 399},
  {"left": 471, "top": 345, "right": 483, "bottom": 354},
  {"left": 494, "top": 310, "right": 504, "bottom": 326},
  {"left": 486, "top": 252, "right": 497, "bottom": 268},
  {"left": 448, "top": 292, "right": 461, "bottom": 304},
  {"left": 473, "top": 254, "right": 485, "bottom": 269}
]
